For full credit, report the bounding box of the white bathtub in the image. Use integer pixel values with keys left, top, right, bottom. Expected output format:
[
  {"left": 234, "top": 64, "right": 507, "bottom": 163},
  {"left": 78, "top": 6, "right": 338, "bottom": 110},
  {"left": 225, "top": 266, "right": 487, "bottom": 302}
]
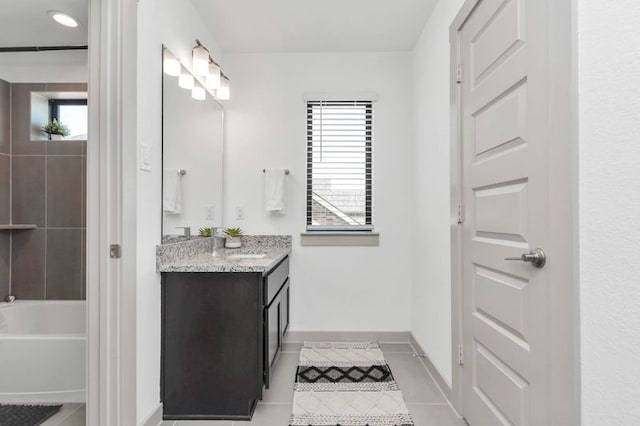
[{"left": 0, "top": 301, "right": 86, "bottom": 403}]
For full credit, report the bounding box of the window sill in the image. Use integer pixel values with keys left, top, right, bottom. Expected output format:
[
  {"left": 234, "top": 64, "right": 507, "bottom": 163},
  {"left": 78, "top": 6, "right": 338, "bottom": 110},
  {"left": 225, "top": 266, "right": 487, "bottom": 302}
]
[{"left": 300, "top": 232, "right": 380, "bottom": 247}]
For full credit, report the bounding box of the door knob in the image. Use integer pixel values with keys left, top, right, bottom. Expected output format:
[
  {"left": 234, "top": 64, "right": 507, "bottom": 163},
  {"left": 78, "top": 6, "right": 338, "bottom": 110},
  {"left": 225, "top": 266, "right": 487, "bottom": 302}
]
[{"left": 505, "top": 248, "right": 546, "bottom": 268}]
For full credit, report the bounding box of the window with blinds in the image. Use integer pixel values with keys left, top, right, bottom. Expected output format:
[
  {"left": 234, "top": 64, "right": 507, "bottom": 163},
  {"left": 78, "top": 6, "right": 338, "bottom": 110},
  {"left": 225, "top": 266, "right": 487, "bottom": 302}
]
[{"left": 306, "top": 100, "right": 373, "bottom": 231}]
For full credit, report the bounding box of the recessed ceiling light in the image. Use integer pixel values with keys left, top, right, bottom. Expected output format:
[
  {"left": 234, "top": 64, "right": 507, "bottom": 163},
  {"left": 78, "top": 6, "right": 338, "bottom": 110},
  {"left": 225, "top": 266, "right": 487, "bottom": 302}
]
[{"left": 49, "top": 11, "right": 79, "bottom": 28}]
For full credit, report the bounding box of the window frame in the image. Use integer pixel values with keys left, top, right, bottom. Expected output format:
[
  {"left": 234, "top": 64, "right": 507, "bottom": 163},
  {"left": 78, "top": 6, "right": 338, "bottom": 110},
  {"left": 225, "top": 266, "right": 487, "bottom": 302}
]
[
  {"left": 49, "top": 98, "right": 88, "bottom": 122},
  {"left": 48, "top": 98, "right": 88, "bottom": 140},
  {"left": 305, "top": 100, "right": 374, "bottom": 232}
]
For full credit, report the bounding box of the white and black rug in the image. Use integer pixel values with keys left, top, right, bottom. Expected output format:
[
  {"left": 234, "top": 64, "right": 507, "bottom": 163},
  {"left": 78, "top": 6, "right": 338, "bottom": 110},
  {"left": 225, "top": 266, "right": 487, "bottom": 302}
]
[
  {"left": 290, "top": 342, "right": 414, "bottom": 426},
  {"left": 0, "top": 404, "right": 62, "bottom": 426}
]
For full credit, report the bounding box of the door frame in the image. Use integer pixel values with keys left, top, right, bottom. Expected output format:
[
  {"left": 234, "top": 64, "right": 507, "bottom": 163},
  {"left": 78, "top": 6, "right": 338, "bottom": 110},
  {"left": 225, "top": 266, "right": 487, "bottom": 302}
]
[
  {"left": 448, "top": 0, "right": 580, "bottom": 423},
  {"left": 86, "top": 0, "right": 138, "bottom": 423}
]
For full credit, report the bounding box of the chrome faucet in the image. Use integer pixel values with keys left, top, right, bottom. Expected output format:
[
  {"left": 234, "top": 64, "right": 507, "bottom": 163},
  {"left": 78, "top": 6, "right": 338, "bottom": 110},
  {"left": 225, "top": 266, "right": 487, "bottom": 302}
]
[
  {"left": 211, "top": 227, "right": 226, "bottom": 257},
  {"left": 5, "top": 295, "right": 15, "bottom": 303},
  {"left": 176, "top": 226, "right": 191, "bottom": 239}
]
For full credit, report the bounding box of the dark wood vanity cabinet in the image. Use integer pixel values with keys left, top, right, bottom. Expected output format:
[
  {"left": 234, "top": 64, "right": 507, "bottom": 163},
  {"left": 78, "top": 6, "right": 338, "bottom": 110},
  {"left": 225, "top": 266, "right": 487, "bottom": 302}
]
[
  {"left": 263, "top": 257, "right": 290, "bottom": 388},
  {"left": 161, "top": 256, "right": 290, "bottom": 421}
]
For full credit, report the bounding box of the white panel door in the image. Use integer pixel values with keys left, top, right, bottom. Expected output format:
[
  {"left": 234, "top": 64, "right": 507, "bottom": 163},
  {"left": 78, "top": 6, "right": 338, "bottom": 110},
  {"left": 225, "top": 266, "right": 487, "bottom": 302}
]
[{"left": 458, "top": 0, "right": 561, "bottom": 424}]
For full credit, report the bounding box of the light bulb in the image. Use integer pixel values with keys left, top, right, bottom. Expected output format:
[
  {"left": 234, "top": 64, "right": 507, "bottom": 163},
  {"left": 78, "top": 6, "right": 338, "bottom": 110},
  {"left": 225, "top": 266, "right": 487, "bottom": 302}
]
[
  {"left": 178, "top": 70, "right": 194, "bottom": 90},
  {"left": 192, "top": 45, "right": 210, "bottom": 77},
  {"left": 163, "top": 51, "right": 180, "bottom": 77},
  {"left": 217, "top": 76, "right": 230, "bottom": 100},
  {"left": 49, "top": 11, "right": 79, "bottom": 28},
  {"left": 192, "top": 84, "right": 206, "bottom": 101},
  {"left": 206, "top": 62, "right": 221, "bottom": 89}
]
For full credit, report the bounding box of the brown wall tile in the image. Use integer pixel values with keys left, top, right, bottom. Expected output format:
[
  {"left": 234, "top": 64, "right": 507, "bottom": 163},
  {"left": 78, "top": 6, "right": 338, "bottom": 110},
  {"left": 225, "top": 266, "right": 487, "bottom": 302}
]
[
  {"left": 0, "top": 79, "right": 9, "bottom": 155},
  {"left": 0, "top": 155, "right": 9, "bottom": 224},
  {"left": 11, "top": 83, "right": 46, "bottom": 154},
  {"left": 47, "top": 156, "right": 84, "bottom": 227},
  {"left": 11, "top": 229, "right": 45, "bottom": 299},
  {"left": 45, "top": 83, "right": 85, "bottom": 92},
  {"left": 12, "top": 156, "right": 45, "bottom": 226},
  {"left": 80, "top": 228, "right": 86, "bottom": 300},
  {"left": 46, "top": 229, "right": 82, "bottom": 300},
  {"left": 82, "top": 156, "right": 86, "bottom": 227},
  {"left": 8, "top": 82, "right": 88, "bottom": 301},
  {"left": 47, "top": 140, "right": 86, "bottom": 156},
  {"left": 0, "top": 232, "right": 9, "bottom": 300}
]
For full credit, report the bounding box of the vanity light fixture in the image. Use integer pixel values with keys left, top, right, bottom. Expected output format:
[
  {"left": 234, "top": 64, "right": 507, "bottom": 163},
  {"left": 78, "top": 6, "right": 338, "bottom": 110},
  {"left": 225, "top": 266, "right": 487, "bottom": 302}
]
[
  {"left": 206, "top": 62, "right": 221, "bottom": 90},
  {"left": 217, "top": 76, "right": 230, "bottom": 100},
  {"left": 163, "top": 50, "right": 181, "bottom": 77},
  {"left": 178, "top": 69, "right": 194, "bottom": 90},
  {"left": 49, "top": 11, "right": 79, "bottom": 28},
  {"left": 192, "top": 84, "right": 206, "bottom": 101},
  {"left": 192, "top": 43, "right": 210, "bottom": 77},
  {"left": 168, "top": 40, "right": 230, "bottom": 100}
]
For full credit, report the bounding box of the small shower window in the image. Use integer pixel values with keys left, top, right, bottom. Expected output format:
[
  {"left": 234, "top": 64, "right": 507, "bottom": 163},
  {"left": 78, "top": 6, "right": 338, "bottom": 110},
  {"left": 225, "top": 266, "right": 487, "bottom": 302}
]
[{"left": 30, "top": 90, "right": 88, "bottom": 141}]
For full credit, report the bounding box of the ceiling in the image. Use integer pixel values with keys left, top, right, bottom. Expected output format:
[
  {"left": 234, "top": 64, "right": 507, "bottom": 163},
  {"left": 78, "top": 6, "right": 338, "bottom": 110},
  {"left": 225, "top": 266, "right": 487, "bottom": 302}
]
[
  {"left": 0, "top": 0, "right": 88, "bottom": 48},
  {"left": 189, "top": 0, "right": 438, "bottom": 53}
]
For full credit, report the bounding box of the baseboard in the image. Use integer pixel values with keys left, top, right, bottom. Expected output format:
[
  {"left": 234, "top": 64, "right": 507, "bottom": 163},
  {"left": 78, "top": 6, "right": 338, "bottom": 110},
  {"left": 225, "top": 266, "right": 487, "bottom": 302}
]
[
  {"left": 409, "top": 333, "right": 460, "bottom": 417},
  {"left": 141, "top": 404, "right": 163, "bottom": 426},
  {"left": 285, "top": 331, "right": 411, "bottom": 343}
]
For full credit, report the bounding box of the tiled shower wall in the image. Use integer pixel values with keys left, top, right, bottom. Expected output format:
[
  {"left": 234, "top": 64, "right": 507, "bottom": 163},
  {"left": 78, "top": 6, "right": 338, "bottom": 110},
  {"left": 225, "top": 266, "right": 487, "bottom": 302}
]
[
  {"left": 0, "top": 80, "right": 87, "bottom": 301},
  {"left": 0, "top": 80, "right": 9, "bottom": 300}
]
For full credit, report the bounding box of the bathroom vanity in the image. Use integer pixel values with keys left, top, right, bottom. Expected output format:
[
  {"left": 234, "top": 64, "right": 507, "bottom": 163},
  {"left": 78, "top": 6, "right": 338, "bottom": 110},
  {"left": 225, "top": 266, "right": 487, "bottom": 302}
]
[{"left": 157, "top": 236, "right": 292, "bottom": 421}]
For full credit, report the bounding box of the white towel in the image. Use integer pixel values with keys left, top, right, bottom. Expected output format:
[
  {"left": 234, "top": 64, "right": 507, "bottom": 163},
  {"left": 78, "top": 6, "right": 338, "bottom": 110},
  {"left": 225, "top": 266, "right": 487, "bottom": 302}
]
[
  {"left": 264, "top": 169, "right": 286, "bottom": 212},
  {"left": 163, "top": 169, "right": 182, "bottom": 214}
]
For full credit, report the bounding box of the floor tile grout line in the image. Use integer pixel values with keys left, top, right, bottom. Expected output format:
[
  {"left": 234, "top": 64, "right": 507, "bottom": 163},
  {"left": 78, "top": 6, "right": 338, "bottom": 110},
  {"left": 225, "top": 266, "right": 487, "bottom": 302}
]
[{"left": 406, "top": 402, "right": 451, "bottom": 406}]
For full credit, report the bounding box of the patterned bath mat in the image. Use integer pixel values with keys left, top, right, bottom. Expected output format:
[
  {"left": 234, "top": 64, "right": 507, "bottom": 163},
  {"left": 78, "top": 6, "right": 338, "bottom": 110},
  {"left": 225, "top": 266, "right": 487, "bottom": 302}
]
[
  {"left": 0, "top": 404, "right": 62, "bottom": 426},
  {"left": 290, "top": 342, "right": 414, "bottom": 426}
]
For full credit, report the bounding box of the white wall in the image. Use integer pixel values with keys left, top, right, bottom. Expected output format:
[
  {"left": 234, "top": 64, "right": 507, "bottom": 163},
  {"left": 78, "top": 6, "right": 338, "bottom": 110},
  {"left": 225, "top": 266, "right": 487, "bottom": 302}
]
[
  {"left": 410, "top": 0, "right": 465, "bottom": 388},
  {"left": 136, "top": 0, "right": 223, "bottom": 422},
  {"left": 578, "top": 0, "right": 640, "bottom": 423},
  {"left": 0, "top": 51, "right": 88, "bottom": 83},
  {"left": 222, "top": 52, "right": 414, "bottom": 332}
]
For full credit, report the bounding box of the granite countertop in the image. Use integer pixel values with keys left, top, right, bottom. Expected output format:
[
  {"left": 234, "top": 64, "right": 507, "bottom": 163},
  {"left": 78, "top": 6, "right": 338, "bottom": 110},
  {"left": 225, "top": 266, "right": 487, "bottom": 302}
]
[{"left": 156, "top": 235, "right": 291, "bottom": 273}]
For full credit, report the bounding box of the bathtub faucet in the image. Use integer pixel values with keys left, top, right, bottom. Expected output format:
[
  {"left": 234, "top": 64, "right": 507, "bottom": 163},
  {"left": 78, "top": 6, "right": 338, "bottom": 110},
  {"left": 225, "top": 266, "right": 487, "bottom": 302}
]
[{"left": 5, "top": 295, "right": 15, "bottom": 303}]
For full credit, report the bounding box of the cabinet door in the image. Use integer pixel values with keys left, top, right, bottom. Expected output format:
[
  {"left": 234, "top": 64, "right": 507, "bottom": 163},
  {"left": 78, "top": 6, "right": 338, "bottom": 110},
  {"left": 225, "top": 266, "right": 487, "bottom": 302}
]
[
  {"left": 162, "top": 272, "right": 263, "bottom": 418},
  {"left": 280, "top": 279, "right": 290, "bottom": 338},
  {"left": 265, "top": 297, "right": 281, "bottom": 387}
]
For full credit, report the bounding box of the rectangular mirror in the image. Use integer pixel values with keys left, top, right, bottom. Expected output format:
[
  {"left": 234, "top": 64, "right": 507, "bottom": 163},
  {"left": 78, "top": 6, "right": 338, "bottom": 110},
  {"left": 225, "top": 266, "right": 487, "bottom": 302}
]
[{"left": 162, "top": 46, "right": 224, "bottom": 242}]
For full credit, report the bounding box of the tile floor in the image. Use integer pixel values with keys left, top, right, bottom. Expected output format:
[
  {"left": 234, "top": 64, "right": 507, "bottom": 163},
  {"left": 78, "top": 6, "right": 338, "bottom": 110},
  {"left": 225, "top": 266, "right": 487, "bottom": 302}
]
[
  {"left": 42, "top": 403, "right": 86, "bottom": 426},
  {"left": 159, "top": 342, "right": 465, "bottom": 426}
]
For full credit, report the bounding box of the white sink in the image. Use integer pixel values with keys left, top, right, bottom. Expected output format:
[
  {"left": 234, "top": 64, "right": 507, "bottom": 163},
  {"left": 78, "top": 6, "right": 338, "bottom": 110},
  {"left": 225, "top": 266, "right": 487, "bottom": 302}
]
[{"left": 226, "top": 253, "right": 267, "bottom": 260}]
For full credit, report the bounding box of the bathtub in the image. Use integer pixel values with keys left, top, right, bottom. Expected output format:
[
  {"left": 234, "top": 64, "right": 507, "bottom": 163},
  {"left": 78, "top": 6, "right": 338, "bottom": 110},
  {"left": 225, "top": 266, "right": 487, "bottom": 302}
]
[{"left": 0, "top": 301, "right": 86, "bottom": 403}]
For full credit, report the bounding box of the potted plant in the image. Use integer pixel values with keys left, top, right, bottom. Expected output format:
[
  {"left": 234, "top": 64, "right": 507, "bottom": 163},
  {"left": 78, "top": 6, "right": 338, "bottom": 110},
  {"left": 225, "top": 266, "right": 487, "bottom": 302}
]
[
  {"left": 224, "top": 227, "right": 243, "bottom": 248},
  {"left": 198, "top": 227, "right": 213, "bottom": 238},
  {"left": 42, "top": 119, "right": 70, "bottom": 140}
]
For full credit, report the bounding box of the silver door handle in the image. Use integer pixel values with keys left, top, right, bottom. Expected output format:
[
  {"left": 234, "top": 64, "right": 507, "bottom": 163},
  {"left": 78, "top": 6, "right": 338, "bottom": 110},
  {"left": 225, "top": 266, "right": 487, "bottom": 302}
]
[{"left": 505, "top": 248, "right": 546, "bottom": 268}]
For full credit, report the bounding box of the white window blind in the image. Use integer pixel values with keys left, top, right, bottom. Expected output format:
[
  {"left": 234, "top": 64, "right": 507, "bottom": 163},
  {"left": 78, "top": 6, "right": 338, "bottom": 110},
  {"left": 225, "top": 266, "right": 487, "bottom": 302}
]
[{"left": 306, "top": 100, "right": 373, "bottom": 231}]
